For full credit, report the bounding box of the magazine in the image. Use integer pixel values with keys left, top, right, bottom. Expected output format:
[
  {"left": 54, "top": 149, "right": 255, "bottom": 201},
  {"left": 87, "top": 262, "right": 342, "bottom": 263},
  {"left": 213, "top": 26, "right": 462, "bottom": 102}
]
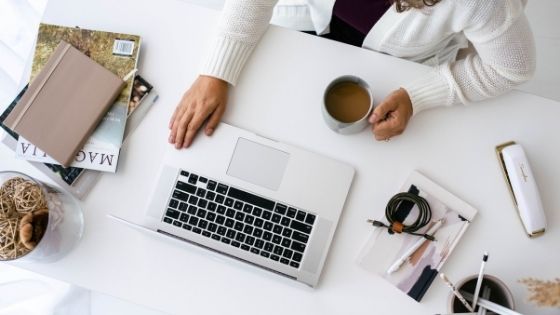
[
  {"left": 31, "top": 23, "right": 141, "bottom": 147},
  {"left": 357, "top": 171, "right": 478, "bottom": 302},
  {"left": 1, "top": 75, "right": 158, "bottom": 198},
  {"left": 14, "top": 76, "right": 154, "bottom": 172}
]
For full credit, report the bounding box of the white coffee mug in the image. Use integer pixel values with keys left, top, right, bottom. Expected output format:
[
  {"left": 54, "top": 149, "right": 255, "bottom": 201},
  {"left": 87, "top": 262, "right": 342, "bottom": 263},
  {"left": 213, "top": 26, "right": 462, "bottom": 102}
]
[{"left": 322, "top": 75, "right": 374, "bottom": 135}]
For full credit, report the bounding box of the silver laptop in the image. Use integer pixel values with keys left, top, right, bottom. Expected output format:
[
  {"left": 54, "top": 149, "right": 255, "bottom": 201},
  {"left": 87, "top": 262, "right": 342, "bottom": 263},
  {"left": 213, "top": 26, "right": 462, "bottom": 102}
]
[{"left": 141, "top": 123, "right": 354, "bottom": 286}]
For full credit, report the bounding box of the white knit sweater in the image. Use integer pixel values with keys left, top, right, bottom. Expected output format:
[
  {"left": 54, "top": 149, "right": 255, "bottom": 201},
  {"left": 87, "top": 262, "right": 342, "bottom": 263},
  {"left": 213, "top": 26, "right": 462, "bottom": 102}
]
[{"left": 201, "top": 0, "right": 536, "bottom": 114}]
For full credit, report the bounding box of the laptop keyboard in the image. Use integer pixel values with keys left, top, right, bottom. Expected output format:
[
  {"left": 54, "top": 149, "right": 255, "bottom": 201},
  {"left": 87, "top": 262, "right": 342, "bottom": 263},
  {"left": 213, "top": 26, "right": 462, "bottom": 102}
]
[{"left": 162, "top": 170, "right": 316, "bottom": 269}]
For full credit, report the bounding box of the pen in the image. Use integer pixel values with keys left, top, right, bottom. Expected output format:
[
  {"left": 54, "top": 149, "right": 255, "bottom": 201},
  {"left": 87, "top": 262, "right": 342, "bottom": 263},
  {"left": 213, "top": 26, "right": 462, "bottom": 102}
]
[
  {"left": 477, "top": 286, "right": 491, "bottom": 315},
  {"left": 472, "top": 251, "right": 489, "bottom": 308},
  {"left": 461, "top": 291, "right": 524, "bottom": 315},
  {"left": 440, "top": 273, "right": 475, "bottom": 312},
  {"left": 387, "top": 218, "right": 445, "bottom": 274}
]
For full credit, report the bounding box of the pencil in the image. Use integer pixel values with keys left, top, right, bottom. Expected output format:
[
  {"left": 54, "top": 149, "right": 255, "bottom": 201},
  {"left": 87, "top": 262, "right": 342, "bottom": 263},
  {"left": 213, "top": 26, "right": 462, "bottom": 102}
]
[
  {"left": 440, "top": 273, "right": 475, "bottom": 312},
  {"left": 472, "top": 251, "right": 489, "bottom": 308}
]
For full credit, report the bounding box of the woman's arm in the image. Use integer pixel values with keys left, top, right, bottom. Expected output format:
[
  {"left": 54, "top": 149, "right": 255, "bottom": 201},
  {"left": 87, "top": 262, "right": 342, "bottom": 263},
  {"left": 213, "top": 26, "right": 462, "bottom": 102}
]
[
  {"left": 169, "top": 0, "right": 278, "bottom": 149},
  {"left": 404, "top": 0, "right": 536, "bottom": 113}
]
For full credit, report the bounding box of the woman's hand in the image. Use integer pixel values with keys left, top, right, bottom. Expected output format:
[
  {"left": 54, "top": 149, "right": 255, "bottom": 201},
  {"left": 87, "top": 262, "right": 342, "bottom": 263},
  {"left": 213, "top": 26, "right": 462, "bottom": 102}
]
[
  {"left": 169, "top": 75, "right": 229, "bottom": 149},
  {"left": 368, "top": 88, "right": 413, "bottom": 141}
]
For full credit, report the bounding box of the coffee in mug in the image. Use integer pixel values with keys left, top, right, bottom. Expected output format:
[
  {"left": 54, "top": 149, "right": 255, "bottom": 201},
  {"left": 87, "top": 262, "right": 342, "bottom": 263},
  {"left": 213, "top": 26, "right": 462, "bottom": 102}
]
[{"left": 322, "top": 75, "right": 373, "bottom": 134}]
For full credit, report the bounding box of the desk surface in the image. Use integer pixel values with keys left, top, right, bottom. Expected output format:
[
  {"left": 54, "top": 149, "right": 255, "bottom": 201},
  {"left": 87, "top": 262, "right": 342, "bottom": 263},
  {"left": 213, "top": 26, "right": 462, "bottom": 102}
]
[{"left": 2, "top": 0, "right": 559, "bottom": 314}]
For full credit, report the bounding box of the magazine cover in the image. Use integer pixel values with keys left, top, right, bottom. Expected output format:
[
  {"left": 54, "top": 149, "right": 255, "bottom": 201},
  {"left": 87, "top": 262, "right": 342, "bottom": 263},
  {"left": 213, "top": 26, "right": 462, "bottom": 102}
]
[
  {"left": 357, "top": 171, "right": 477, "bottom": 302},
  {"left": 32, "top": 23, "right": 141, "bottom": 148}
]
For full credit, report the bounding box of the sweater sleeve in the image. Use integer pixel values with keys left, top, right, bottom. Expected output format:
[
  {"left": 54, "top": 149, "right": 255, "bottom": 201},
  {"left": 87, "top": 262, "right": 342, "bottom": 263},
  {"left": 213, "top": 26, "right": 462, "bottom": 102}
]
[
  {"left": 403, "top": 0, "right": 536, "bottom": 115},
  {"left": 200, "top": 0, "right": 279, "bottom": 85}
]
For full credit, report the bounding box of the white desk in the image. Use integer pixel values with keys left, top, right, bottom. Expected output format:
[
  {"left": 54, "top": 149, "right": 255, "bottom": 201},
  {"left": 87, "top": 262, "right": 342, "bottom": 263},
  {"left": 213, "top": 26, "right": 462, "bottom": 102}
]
[{"left": 2, "top": 0, "right": 559, "bottom": 314}]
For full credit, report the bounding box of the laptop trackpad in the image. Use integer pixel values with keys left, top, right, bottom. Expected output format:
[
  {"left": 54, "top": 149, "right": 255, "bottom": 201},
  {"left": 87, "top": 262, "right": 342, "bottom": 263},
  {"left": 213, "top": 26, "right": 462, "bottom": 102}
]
[{"left": 227, "top": 138, "right": 289, "bottom": 191}]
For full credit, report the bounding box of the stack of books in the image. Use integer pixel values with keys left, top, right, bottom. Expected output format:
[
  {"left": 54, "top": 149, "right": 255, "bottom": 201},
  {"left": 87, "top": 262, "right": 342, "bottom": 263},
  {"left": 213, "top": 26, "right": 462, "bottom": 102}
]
[{"left": 0, "top": 24, "right": 159, "bottom": 198}]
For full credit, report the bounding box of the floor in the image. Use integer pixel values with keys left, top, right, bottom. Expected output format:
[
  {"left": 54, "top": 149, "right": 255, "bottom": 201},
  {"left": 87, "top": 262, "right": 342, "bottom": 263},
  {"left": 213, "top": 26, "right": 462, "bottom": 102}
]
[{"left": 1, "top": 1, "right": 558, "bottom": 314}]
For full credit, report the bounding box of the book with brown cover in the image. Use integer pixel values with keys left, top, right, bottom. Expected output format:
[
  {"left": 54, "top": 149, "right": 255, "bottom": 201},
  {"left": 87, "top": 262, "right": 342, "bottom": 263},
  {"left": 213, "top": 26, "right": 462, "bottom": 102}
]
[{"left": 4, "top": 40, "right": 124, "bottom": 167}]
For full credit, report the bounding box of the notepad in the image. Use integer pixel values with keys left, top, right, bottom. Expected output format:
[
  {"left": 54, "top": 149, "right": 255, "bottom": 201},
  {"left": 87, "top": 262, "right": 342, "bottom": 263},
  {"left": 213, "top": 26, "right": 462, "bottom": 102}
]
[
  {"left": 4, "top": 40, "right": 125, "bottom": 167},
  {"left": 357, "top": 171, "right": 478, "bottom": 302}
]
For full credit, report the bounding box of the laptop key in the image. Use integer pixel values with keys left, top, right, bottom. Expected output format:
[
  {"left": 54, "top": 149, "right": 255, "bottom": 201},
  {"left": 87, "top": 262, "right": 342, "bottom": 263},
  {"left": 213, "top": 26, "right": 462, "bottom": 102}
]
[
  {"left": 172, "top": 190, "right": 189, "bottom": 202},
  {"left": 273, "top": 246, "right": 283, "bottom": 255},
  {"left": 296, "top": 211, "right": 306, "bottom": 222},
  {"left": 188, "top": 205, "right": 197, "bottom": 215},
  {"left": 226, "top": 208, "right": 235, "bottom": 218},
  {"left": 202, "top": 231, "right": 211, "bottom": 238},
  {"left": 262, "top": 210, "right": 272, "bottom": 220},
  {"left": 231, "top": 241, "right": 241, "bottom": 248},
  {"left": 212, "top": 234, "right": 220, "bottom": 241},
  {"left": 281, "top": 238, "right": 291, "bottom": 248},
  {"left": 253, "top": 228, "right": 263, "bottom": 238},
  {"left": 243, "top": 204, "right": 253, "bottom": 213},
  {"left": 254, "top": 218, "right": 264, "bottom": 228},
  {"left": 271, "top": 214, "right": 281, "bottom": 223},
  {"left": 280, "top": 258, "right": 290, "bottom": 265},
  {"left": 180, "top": 213, "right": 190, "bottom": 223},
  {"left": 163, "top": 217, "right": 173, "bottom": 224},
  {"left": 291, "top": 241, "right": 306, "bottom": 253},
  {"left": 226, "top": 229, "right": 236, "bottom": 239},
  {"left": 241, "top": 244, "right": 250, "bottom": 251},
  {"left": 178, "top": 202, "right": 188, "bottom": 212},
  {"left": 180, "top": 170, "right": 189, "bottom": 177},
  {"left": 206, "top": 191, "right": 216, "bottom": 201},
  {"left": 173, "top": 220, "right": 182, "bottom": 227},
  {"left": 287, "top": 207, "right": 297, "bottom": 218},
  {"left": 182, "top": 224, "right": 192, "bottom": 231},
  {"left": 227, "top": 187, "right": 275, "bottom": 210},
  {"left": 253, "top": 207, "right": 263, "bottom": 217},
  {"left": 235, "top": 212, "right": 245, "bottom": 221},
  {"left": 206, "top": 212, "right": 216, "bottom": 222},
  {"left": 188, "top": 174, "right": 198, "bottom": 184},
  {"left": 305, "top": 213, "right": 316, "bottom": 225},
  {"left": 234, "top": 221, "right": 244, "bottom": 231},
  {"left": 264, "top": 242, "right": 274, "bottom": 252},
  {"left": 207, "top": 180, "right": 217, "bottom": 191},
  {"left": 273, "top": 224, "right": 282, "bottom": 234},
  {"left": 245, "top": 236, "right": 255, "bottom": 246},
  {"left": 255, "top": 239, "right": 264, "bottom": 249},
  {"left": 272, "top": 235, "right": 282, "bottom": 244},
  {"left": 207, "top": 202, "right": 217, "bottom": 211},
  {"left": 208, "top": 223, "right": 218, "bottom": 233},
  {"left": 244, "top": 215, "right": 255, "bottom": 225},
  {"left": 197, "top": 199, "right": 208, "bottom": 208},
  {"left": 198, "top": 219, "right": 208, "bottom": 230},
  {"left": 166, "top": 209, "right": 180, "bottom": 219},
  {"left": 217, "top": 205, "right": 226, "bottom": 214},
  {"left": 263, "top": 222, "right": 273, "bottom": 231},
  {"left": 243, "top": 225, "right": 253, "bottom": 235},
  {"left": 263, "top": 232, "right": 272, "bottom": 241},
  {"left": 215, "top": 195, "right": 225, "bottom": 204},
  {"left": 192, "top": 227, "right": 202, "bottom": 234},
  {"left": 216, "top": 215, "right": 225, "bottom": 225},
  {"left": 189, "top": 216, "right": 199, "bottom": 226},
  {"left": 196, "top": 188, "right": 206, "bottom": 197},
  {"left": 233, "top": 201, "right": 243, "bottom": 210},
  {"left": 271, "top": 255, "right": 280, "bottom": 261},
  {"left": 290, "top": 221, "right": 312, "bottom": 234},
  {"left": 280, "top": 217, "right": 290, "bottom": 226},
  {"left": 235, "top": 233, "right": 246, "bottom": 243},
  {"left": 283, "top": 249, "right": 293, "bottom": 259},
  {"left": 274, "top": 204, "right": 287, "bottom": 215},
  {"left": 217, "top": 184, "right": 229, "bottom": 195},
  {"left": 176, "top": 181, "right": 196, "bottom": 194},
  {"left": 292, "top": 252, "right": 303, "bottom": 262},
  {"left": 225, "top": 218, "right": 234, "bottom": 228},
  {"left": 250, "top": 248, "right": 260, "bottom": 255},
  {"left": 188, "top": 195, "right": 198, "bottom": 205},
  {"left": 282, "top": 228, "right": 292, "bottom": 238},
  {"left": 199, "top": 177, "right": 208, "bottom": 183},
  {"left": 261, "top": 252, "right": 270, "bottom": 258},
  {"left": 225, "top": 198, "right": 234, "bottom": 207},
  {"left": 221, "top": 238, "right": 231, "bottom": 245},
  {"left": 197, "top": 208, "right": 206, "bottom": 218},
  {"left": 169, "top": 199, "right": 179, "bottom": 209},
  {"left": 217, "top": 226, "right": 227, "bottom": 236},
  {"left": 290, "top": 262, "right": 300, "bottom": 268}
]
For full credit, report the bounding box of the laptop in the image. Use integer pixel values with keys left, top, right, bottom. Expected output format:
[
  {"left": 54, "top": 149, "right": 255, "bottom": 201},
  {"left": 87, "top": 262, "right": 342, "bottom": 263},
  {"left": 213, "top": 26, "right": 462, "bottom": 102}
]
[{"left": 138, "top": 123, "right": 354, "bottom": 287}]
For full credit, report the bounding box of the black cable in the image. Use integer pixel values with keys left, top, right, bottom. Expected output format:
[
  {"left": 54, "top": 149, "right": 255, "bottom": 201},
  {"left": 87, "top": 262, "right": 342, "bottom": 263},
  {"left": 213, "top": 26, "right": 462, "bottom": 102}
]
[{"left": 368, "top": 192, "right": 435, "bottom": 241}]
